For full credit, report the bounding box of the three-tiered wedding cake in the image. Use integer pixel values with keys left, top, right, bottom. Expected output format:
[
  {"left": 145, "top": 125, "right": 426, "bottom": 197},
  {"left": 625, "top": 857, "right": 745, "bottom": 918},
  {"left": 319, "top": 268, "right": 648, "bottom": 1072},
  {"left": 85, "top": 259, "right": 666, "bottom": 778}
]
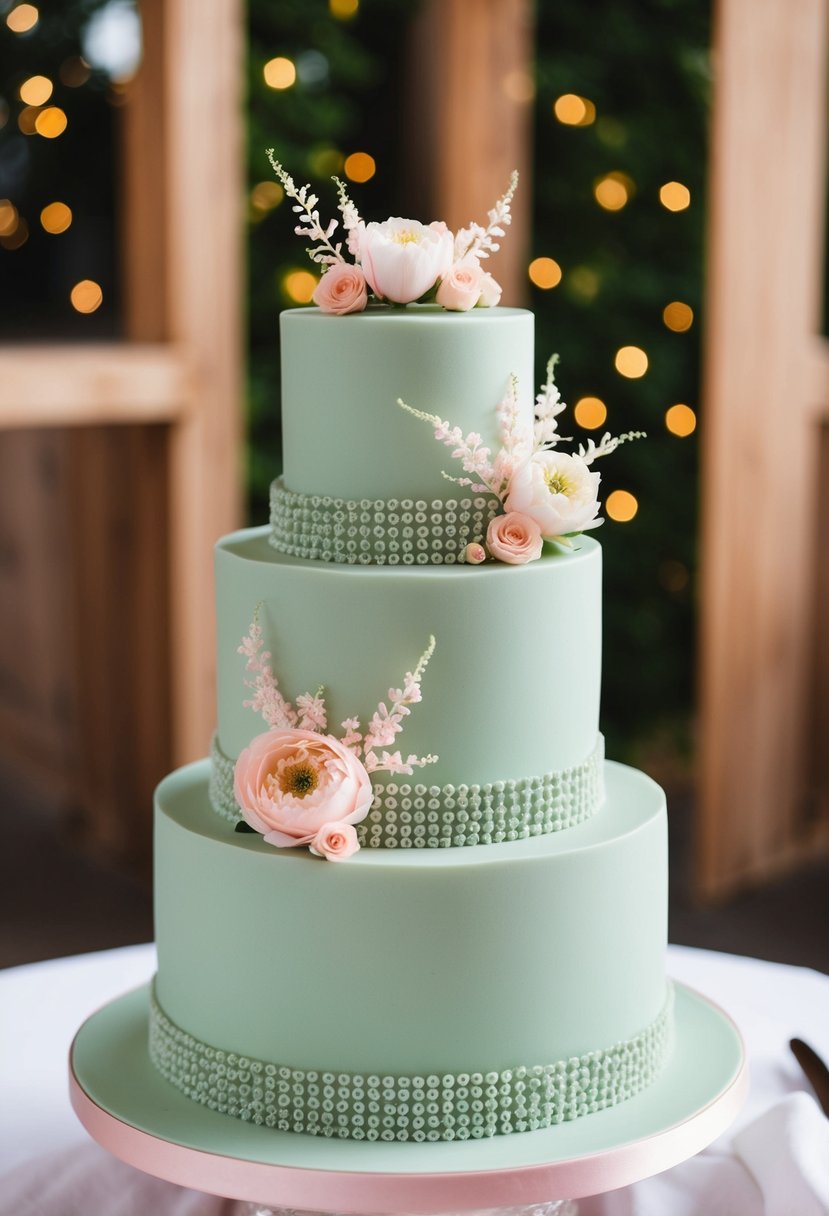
[{"left": 148, "top": 169, "right": 671, "bottom": 1146}]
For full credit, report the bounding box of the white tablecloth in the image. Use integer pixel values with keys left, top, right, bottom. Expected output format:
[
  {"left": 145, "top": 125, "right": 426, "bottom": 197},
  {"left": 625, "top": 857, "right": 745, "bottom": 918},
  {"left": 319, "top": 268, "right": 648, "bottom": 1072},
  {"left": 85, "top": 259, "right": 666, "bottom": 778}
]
[{"left": 1, "top": 943, "right": 828, "bottom": 1213}]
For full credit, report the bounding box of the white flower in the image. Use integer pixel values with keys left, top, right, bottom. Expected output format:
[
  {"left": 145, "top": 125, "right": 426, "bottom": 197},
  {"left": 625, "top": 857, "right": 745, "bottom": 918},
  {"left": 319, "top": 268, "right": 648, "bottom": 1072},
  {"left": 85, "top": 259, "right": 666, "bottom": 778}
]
[
  {"left": 359, "top": 218, "right": 454, "bottom": 304},
  {"left": 505, "top": 451, "right": 603, "bottom": 537}
]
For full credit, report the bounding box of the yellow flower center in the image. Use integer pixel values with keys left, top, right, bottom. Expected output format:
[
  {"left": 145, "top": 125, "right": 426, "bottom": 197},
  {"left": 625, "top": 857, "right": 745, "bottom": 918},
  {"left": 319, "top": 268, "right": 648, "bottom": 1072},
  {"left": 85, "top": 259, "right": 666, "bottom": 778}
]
[
  {"left": 270, "top": 761, "right": 319, "bottom": 799},
  {"left": 391, "top": 229, "right": 421, "bottom": 245},
  {"left": 543, "top": 467, "right": 572, "bottom": 496}
]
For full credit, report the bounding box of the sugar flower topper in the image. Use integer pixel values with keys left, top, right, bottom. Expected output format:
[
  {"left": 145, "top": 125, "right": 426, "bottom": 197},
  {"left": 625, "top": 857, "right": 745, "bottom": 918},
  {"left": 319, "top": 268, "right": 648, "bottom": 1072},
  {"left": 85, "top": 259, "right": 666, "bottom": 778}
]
[
  {"left": 266, "top": 149, "right": 517, "bottom": 314},
  {"left": 399, "top": 356, "right": 645, "bottom": 563},
  {"left": 233, "top": 612, "right": 437, "bottom": 860}
]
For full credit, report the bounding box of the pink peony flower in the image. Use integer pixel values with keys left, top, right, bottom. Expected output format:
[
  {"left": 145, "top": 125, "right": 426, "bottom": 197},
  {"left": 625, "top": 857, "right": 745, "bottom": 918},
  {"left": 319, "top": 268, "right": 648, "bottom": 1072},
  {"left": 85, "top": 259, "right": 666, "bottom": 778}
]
[
  {"left": 312, "top": 262, "right": 368, "bottom": 315},
  {"left": 486, "top": 512, "right": 543, "bottom": 564},
  {"left": 359, "top": 218, "right": 454, "bottom": 304},
  {"left": 309, "top": 821, "right": 360, "bottom": 861},
  {"left": 233, "top": 727, "right": 373, "bottom": 849},
  {"left": 477, "top": 271, "right": 502, "bottom": 308},
  {"left": 464, "top": 542, "right": 487, "bottom": 564},
  {"left": 436, "top": 260, "right": 484, "bottom": 312},
  {"left": 505, "top": 451, "right": 602, "bottom": 538}
]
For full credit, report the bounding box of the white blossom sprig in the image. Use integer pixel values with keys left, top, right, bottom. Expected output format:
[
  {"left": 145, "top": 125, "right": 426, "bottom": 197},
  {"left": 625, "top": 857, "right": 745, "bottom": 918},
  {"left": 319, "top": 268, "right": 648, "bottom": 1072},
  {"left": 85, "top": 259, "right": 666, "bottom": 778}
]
[
  {"left": 266, "top": 149, "right": 345, "bottom": 267},
  {"left": 362, "top": 636, "right": 438, "bottom": 776},
  {"left": 533, "top": 355, "right": 570, "bottom": 451},
  {"left": 577, "top": 429, "right": 647, "bottom": 465},
  {"left": 398, "top": 399, "right": 508, "bottom": 500},
  {"left": 238, "top": 612, "right": 299, "bottom": 730},
  {"left": 333, "top": 176, "right": 364, "bottom": 259},
  {"left": 453, "top": 170, "right": 519, "bottom": 263}
]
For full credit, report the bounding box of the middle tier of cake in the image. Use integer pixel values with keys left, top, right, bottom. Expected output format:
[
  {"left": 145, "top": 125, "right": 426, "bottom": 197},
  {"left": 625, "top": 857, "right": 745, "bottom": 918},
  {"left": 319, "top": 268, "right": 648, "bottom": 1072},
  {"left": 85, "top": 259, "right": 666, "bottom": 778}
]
[{"left": 211, "top": 528, "right": 604, "bottom": 844}]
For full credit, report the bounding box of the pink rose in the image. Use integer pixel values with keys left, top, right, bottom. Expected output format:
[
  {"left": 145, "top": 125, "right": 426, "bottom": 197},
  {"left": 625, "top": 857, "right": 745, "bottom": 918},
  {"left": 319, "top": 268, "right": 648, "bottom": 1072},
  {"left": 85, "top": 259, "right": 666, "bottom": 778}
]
[
  {"left": 477, "top": 271, "right": 502, "bottom": 308},
  {"left": 359, "top": 218, "right": 453, "bottom": 304},
  {"left": 436, "top": 260, "right": 484, "bottom": 312},
  {"left": 312, "top": 262, "right": 368, "bottom": 315},
  {"left": 463, "top": 542, "right": 487, "bottom": 564},
  {"left": 486, "top": 511, "right": 543, "bottom": 565},
  {"left": 233, "top": 727, "right": 373, "bottom": 849},
  {"left": 310, "top": 821, "right": 360, "bottom": 861}
]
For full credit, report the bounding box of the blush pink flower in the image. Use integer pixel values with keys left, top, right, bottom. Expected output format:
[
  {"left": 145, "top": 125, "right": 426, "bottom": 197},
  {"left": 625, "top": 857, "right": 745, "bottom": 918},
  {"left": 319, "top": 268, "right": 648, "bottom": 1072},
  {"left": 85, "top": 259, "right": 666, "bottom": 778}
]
[
  {"left": 486, "top": 511, "right": 543, "bottom": 564},
  {"left": 464, "top": 541, "right": 487, "bottom": 564},
  {"left": 436, "top": 260, "right": 484, "bottom": 312},
  {"left": 359, "top": 218, "right": 453, "bottom": 304},
  {"left": 477, "top": 271, "right": 502, "bottom": 308},
  {"left": 233, "top": 728, "right": 373, "bottom": 849},
  {"left": 309, "top": 821, "right": 360, "bottom": 861},
  {"left": 312, "top": 262, "right": 368, "bottom": 315},
  {"left": 505, "top": 451, "right": 602, "bottom": 538}
]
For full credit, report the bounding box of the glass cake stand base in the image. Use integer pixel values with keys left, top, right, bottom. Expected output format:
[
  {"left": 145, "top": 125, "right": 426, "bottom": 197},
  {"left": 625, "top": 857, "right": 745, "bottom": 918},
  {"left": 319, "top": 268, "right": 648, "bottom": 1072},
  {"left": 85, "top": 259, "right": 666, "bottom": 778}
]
[{"left": 69, "top": 980, "right": 747, "bottom": 1212}]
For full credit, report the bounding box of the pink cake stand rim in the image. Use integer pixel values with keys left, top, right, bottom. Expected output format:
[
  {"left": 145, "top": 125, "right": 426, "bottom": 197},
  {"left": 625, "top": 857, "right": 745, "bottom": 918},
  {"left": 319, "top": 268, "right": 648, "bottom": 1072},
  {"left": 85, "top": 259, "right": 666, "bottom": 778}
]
[{"left": 68, "top": 980, "right": 748, "bottom": 1211}]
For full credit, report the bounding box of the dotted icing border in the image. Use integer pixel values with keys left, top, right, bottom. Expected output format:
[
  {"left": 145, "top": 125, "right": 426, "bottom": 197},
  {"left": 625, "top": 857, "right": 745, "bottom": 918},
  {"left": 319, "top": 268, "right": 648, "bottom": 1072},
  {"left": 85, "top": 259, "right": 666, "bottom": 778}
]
[
  {"left": 149, "top": 981, "right": 674, "bottom": 1141},
  {"left": 209, "top": 733, "right": 605, "bottom": 848},
  {"left": 269, "top": 477, "right": 500, "bottom": 564}
]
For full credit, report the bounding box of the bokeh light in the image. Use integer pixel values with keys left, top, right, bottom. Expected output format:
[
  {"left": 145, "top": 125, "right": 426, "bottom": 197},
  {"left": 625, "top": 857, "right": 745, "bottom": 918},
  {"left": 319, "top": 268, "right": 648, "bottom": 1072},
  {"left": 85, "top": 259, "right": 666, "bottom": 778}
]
[
  {"left": 568, "top": 266, "right": 600, "bottom": 301},
  {"left": 553, "top": 94, "right": 596, "bottom": 126},
  {"left": 528, "top": 256, "right": 562, "bottom": 289},
  {"left": 19, "top": 75, "right": 52, "bottom": 106},
  {"left": 282, "top": 269, "right": 317, "bottom": 304},
  {"left": 659, "top": 181, "right": 691, "bottom": 211},
  {"left": 17, "top": 106, "right": 39, "bottom": 135},
  {"left": 250, "top": 181, "right": 284, "bottom": 214},
  {"left": 662, "top": 301, "right": 694, "bottom": 332},
  {"left": 344, "top": 151, "right": 375, "bottom": 182},
  {"left": 606, "top": 490, "right": 639, "bottom": 522},
  {"left": 594, "top": 171, "right": 634, "bottom": 211},
  {"left": 264, "top": 57, "right": 296, "bottom": 90},
  {"left": 665, "top": 403, "right": 696, "bottom": 436},
  {"left": 1, "top": 218, "right": 29, "bottom": 249},
  {"left": 40, "top": 201, "right": 73, "bottom": 234},
  {"left": 659, "top": 559, "right": 690, "bottom": 593},
  {"left": 0, "top": 200, "right": 19, "bottom": 236},
  {"left": 574, "top": 396, "right": 607, "bottom": 430},
  {"left": 329, "top": 0, "right": 359, "bottom": 17},
  {"left": 6, "top": 4, "right": 38, "bottom": 33},
  {"left": 70, "top": 280, "right": 103, "bottom": 314},
  {"left": 35, "top": 107, "right": 68, "bottom": 138},
  {"left": 60, "top": 57, "right": 91, "bottom": 87},
  {"left": 308, "top": 147, "right": 344, "bottom": 176},
  {"left": 614, "top": 345, "right": 648, "bottom": 378}
]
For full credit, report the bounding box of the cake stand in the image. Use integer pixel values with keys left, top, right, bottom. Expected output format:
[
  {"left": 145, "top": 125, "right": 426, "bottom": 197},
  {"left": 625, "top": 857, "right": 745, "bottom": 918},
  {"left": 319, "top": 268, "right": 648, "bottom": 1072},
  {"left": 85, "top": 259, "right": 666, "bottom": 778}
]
[{"left": 69, "top": 978, "right": 746, "bottom": 1212}]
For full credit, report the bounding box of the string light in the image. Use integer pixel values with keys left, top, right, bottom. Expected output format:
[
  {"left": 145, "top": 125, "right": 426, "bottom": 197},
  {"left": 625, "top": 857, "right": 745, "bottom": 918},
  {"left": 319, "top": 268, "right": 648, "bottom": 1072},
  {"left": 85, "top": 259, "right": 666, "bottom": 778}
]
[
  {"left": 0, "top": 200, "right": 18, "bottom": 236},
  {"left": 309, "top": 147, "right": 344, "bottom": 176},
  {"left": 662, "top": 301, "right": 693, "bottom": 332},
  {"left": 606, "top": 490, "right": 638, "bottom": 522},
  {"left": 659, "top": 181, "right": 690, "bottom": 211},
  {"left": 250, "top": 182, "right": 283, "bottom": 214},
  {"left": 70, "top": 280, "right": 103, "bottom": 314},
  {"left": 574, "top": 396, "right": 607, "bottom": 430},
  {"left": 329, "top": 0, "right": 359, "bottom": 17},
  {"left": 35, "top": 107, "right": 67, "bottom": 138},
  {"left": 264, "top": 57, "right": 296, "bottom": 90},
  {"left": 6, "top": 4, "right": 38, "bottom": 33},
  {"left": 19, "top": 75, "right": 52, "bottom": 106},
  {"left": 528, "top": 257, "right": 562, "bottom": 289},
  {"left": 1, "top": 218, "right": 29, "bottom": 250},
  {"left": 344, "top": 152, "right": 375, "bottom": 183},
  {"left": 665, "top": 404, "right": 696, "bottom": 436},
  {"left": 594, "top": 171, "right": 634, "bottom": 212},
  {"left": 40, "top": 201, "right": 72, "bottom": 234},
  {"left": 614, "top": 346, "right": 648, "bottom": 378},
  {"left": 282, "top": 269, "right": 317, "bottom": 303},
  {"left": 18, "top": 106, "right": 39, "bottom": 135},
  {"left": 553, "top": 94, "right": 596, "bottom": 126}
]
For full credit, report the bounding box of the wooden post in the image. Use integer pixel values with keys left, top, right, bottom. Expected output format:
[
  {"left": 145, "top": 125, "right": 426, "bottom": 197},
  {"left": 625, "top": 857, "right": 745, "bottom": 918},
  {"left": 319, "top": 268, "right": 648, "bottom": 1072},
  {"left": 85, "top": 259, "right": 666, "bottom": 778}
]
[
  {"left": 407, "top": 0, "right": 534, "bottom": 306},
  {"left": 698, "top": 0, "right": 829, "bottom": 898}
]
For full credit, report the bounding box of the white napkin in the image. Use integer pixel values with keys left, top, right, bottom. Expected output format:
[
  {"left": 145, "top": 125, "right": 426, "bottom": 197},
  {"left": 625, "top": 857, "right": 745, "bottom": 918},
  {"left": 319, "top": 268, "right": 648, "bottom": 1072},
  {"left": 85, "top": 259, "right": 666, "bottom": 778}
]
[{"left": 581, "top": 1092, "right": 829, "bottom": 1216}]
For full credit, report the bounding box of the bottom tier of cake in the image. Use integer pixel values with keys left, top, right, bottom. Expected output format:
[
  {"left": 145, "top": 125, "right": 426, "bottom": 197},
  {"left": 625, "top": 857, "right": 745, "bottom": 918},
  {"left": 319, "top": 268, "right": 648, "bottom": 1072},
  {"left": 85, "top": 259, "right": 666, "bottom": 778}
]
[{"left": 151, "top": 759, "right": 671, "bottom": 1141}]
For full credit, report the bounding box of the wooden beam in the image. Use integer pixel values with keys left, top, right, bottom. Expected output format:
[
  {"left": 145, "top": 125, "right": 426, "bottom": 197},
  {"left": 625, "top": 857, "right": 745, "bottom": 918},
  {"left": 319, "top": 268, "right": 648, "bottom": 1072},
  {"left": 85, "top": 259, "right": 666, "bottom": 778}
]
[
  {"left": 698, "top": 0, "right": 829, "bottom": 899},
  {"left": 0, "top": 345, "right": 191, "bottom": 427},
  {"left": 163, "top": 0, "right": 245, "bottom": 765}
]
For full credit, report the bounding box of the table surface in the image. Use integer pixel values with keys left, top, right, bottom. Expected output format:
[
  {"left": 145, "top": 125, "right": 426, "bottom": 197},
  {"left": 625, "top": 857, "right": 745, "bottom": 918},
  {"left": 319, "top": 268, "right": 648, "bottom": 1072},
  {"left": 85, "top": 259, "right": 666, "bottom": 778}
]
[{"left": 2, "top": 942, "right": 828, "bottom": 1203}]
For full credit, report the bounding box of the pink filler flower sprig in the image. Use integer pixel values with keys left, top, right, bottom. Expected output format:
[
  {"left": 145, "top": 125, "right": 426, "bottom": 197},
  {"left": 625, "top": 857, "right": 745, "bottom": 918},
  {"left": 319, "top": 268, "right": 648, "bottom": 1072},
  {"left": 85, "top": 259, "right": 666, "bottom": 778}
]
[
  {"left": 266, "top": 149, "right": 517, "bottom": 315},
  {"left": 232, "top": 613, "right": 437, "bottom": 860},
  {"left": 399, "top": 356, "right": 645, "bottom": 564}
]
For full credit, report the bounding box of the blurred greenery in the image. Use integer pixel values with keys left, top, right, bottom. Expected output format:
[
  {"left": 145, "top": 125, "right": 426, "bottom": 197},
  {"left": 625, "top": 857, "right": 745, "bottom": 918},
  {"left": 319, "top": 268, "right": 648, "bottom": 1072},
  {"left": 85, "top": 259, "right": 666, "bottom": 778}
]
[{"left": 248, "top": 0, "right": 710, "bottom": 762}]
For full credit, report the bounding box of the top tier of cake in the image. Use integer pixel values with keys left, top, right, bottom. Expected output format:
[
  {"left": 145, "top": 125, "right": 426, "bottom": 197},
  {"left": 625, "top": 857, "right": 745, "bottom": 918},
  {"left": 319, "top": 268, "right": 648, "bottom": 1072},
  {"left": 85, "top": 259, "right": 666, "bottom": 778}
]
[{"left": 278, "top": 304, "right": 533, "bottom": 509}]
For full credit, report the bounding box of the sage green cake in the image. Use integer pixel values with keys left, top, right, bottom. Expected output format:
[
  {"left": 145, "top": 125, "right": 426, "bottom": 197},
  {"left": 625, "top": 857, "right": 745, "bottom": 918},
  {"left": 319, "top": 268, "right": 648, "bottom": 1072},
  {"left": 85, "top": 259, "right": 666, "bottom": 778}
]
[{"left": 150, "top": 306, "right": 672, "bottom": 1144}]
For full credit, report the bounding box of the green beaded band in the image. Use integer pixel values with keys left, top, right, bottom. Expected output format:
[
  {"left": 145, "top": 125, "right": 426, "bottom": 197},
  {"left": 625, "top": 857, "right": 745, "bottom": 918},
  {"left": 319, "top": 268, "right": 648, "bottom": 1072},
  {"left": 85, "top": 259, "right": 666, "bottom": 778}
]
[
  {"left": 149, "top": 981, "right": 674, "bottom": 1141},
  {"left": 209, "top": 733, "right": 605, "bottom": 848},
  {"left": 269, "top": 477, "right": 500, "bottom": 565}
]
